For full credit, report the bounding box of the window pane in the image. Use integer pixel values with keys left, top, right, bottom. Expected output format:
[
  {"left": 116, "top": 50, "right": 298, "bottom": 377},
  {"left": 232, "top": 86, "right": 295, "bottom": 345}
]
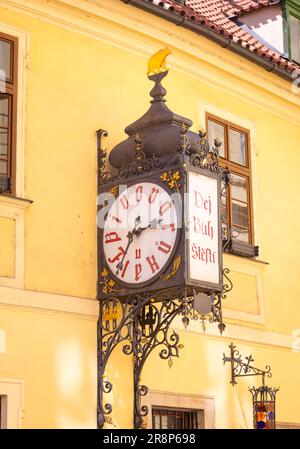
[
  {"left": 290, "top": 15, "right": 300, "bottom": 62},
  {"left": 0, "top": 95, "right": 9, "bottom": 127},
  {"left": 0, "top": 129, "right": 8, "bottom": 156},
  {"left": 232, "top": 199, "right": 249, "bottom": 228},
  {"left": 152, "top": 412, "right": 160, "bottom": 429},
  {"left": 231, "top": 174, "right": 248, "bottom": 203},
  {"left": 0, "top": 160, "right": 8, "bottom": 175},
  {"left": 229, "top": 128, "right": 247, "bottom": 166},
  {"left": 152, "top": 408, "right": 200, "bottom": 429},
  {"left": 0, "top": 39, "right": 12, "bottom": 82},
  {"left": 232, "top": 227, "right": 249, "bottom": 243},
  {"left": 208, "top": 119, "right": 225, "bottom": 157},
  {"left": 161, "top": 412, "right": 168, "bottom": 429}
]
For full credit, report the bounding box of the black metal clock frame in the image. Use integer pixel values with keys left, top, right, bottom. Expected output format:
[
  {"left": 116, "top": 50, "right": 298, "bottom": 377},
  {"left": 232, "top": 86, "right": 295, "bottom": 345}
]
[{"left": 96, "top": 125, "right": 234, "bottom": 429}]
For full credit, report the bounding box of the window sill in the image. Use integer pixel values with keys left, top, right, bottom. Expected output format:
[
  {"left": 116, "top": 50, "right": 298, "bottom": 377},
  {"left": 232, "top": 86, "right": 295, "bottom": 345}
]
[
  {"left": 0, "top": 193, "right": 33, "bottom": 209},
  {"left": 223, "top": 238, "right": 259, "bottom": 259}
]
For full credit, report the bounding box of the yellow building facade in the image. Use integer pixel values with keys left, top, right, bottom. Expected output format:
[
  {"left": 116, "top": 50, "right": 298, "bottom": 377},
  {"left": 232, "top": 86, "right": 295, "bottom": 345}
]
[{"left": 0, "top": 0, "right": 300, "bottom": 429}]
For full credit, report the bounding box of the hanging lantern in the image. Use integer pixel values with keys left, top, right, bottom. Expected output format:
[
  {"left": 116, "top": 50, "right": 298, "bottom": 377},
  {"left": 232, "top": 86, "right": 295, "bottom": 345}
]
[{"left": 249, "top": 385, "right": 279, "bottom": 429}]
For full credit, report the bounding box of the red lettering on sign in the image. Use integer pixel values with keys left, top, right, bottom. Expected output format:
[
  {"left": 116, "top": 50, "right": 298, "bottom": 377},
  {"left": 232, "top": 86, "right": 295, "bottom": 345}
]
[
  {"left": 193, "top": 217, "right": 214, "bottom": 239},
  {"left": 194, "top": 191, "right": 203, "bottom": 209},
  {"left": 191, "top": 243, "right": 216, "bottom": 265},
  {"left": 194, "top": 191, "right": 212, "bottom": 215}
]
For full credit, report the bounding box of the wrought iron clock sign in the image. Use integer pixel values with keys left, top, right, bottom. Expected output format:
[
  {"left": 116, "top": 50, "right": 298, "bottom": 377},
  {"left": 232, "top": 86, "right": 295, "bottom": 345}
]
[{"left": 97, "top": 49, "right": 233, "bottom": 429}]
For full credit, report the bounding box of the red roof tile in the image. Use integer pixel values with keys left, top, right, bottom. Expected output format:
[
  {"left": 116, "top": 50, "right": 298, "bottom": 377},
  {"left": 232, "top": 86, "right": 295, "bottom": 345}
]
[{"left": 142, "top": 0, "right": 300, "bottom": 75}]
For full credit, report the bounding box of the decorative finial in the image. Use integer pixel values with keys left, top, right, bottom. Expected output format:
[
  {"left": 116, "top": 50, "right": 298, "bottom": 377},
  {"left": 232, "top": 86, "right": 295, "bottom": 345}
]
[
  {"left": 147, "top": 47, "right": 172, "bottom": 77},
  {"left": 134, "top": 133, "right": 146, "bottom": 172},
  {"left": 199, "top": 128, "right": 207, "bottom": 139}
]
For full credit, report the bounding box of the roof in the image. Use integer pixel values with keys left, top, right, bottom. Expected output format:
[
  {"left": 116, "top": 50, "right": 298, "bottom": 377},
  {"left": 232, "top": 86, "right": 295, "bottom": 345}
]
[
  {"left": 136, "top": 0, "right": 300, "bottom": 75},
  {"left": 186, "top": 0, "right": 277, "bottom": 19}
]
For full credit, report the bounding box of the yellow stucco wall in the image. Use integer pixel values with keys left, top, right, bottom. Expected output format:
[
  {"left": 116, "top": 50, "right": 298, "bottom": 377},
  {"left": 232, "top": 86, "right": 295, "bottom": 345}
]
[
  {"left": 0, "top": 217, "right": 15, "bottom": 277},
  {"left": 0, "top": 0, "right": 300, "bottom": 429}
]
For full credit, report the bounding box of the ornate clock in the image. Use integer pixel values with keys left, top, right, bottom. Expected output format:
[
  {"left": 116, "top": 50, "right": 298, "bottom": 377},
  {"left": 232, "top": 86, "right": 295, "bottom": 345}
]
[
  {"left": 97, "top": 57, "right": 233, "bottom": 431},
  {"left": 98, "top": 71, "right": 227, "bottom": 302}
]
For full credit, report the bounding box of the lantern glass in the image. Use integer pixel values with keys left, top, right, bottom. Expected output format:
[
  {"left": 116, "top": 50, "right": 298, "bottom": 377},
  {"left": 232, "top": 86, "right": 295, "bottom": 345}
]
[{"left": 250, "top": 385, "right": 279, "bottom": 430}]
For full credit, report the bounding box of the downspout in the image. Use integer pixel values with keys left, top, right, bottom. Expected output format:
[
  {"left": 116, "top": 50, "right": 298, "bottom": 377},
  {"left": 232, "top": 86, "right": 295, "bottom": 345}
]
[{"left": 122, "top": 0, "right": 297, "bottom": 82}]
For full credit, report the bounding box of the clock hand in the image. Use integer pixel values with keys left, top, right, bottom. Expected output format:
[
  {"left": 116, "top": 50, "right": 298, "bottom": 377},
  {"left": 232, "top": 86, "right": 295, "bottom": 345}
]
[
  {"left": 116, "top": 216, "right": 141, "bottom": 275},
  {"left": 134, "top": 218, "right": 163, "bottom": 236}
]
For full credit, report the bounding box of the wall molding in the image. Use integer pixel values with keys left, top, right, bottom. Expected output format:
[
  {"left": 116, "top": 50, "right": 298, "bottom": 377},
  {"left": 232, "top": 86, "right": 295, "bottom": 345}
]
[
  {"left": 0, "top": 285, "right": 294, "bottom": 350},
  {"left": 0, "top": 285, "right": 98, "bottom": 318},
  {"left": 172, "top": 315, "right": 293, "bottom": 351}
]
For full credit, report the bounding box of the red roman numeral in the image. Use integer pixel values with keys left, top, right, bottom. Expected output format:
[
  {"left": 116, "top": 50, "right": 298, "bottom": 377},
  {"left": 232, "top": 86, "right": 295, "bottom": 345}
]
[
  {"left": 136, "top": 185, "right": 143, "bottom": 202},
  {"left": 104, "top": 232, "right": 121, "bottom": 244},
  {"left": 110, "top": 215, "right": 122, "bottom": 224},
  {"left": 148, "top": 187, "right": 159, "bottom": 204},
  {"left": 158, "top": 241, "right": 172, "bottom": 254},
  {"left": 159, "top": 201, "right": 172, "bottom": 216},
  {"left": 146, "top": 256, "right": 159, "bottom": 273},
  {"left": 108, "top": 247, "right": 125, "bottom": 263},
  {"left": 135, "top": 263, "right": 142, "bottom": 281},
  {"left": 120, "top": 195, "right": 129, "bottom": 209},
  {"left": 161, "top": 223, "right": 176, "bottom": 232},
  {"left": 135, "top": 249, "right": 141, "bottom": 259}
]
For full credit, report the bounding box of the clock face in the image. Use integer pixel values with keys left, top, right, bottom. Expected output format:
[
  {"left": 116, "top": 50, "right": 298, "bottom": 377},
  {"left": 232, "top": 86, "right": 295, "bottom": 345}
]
[{"left": 103, "top": 182, "right": 179, "bottom": 286}]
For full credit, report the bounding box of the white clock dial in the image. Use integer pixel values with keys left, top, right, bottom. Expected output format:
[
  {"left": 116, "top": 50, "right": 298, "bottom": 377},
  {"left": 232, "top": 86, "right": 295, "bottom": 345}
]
[{"left": 103, "top": 182, "right": 178, "bottom": 285}]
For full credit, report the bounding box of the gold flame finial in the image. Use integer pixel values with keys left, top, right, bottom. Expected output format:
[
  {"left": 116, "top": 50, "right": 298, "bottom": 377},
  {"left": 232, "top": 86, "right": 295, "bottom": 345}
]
[{"left": 147, "top": 47, "right": 172, "bottom": 76}]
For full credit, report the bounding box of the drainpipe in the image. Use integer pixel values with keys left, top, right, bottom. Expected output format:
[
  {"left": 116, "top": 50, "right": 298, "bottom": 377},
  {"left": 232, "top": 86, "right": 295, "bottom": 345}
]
[{"left": 122, "top": 0, "right": 297, "bottom": 82}]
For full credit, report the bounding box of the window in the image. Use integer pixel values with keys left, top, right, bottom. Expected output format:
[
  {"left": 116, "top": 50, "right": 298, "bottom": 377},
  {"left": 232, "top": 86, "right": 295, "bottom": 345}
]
[
  {"left": 0, "top": 32, "right": 18, "bottom": 194},
  {"left": 152, "top": 407, "right": 204, "bottom": 429},
  {"left": 290, "top": 15, "right": 300, "bottom": 62},
  {"left": 207, "top": 113, "right": 253, "bottom": 247}
]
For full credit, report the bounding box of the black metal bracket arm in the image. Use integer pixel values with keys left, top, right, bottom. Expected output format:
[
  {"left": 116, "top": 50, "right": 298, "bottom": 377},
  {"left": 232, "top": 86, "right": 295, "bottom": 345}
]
[{"left": 223, "top": 342, "right": 272, "bottom": 386}]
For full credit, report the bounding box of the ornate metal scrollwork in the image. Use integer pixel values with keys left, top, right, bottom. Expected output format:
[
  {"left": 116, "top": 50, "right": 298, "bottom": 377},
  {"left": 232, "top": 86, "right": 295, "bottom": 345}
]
[
  {"left": 97, "top": 129, "right": 115, "bottom": 184},
  {"left": 223, "top": 342, "right": 272, "bottom": 386},
  {"left": 131, "top": 298, "right": 187, "bottom": 429},
  {"left": 97, "top": 125, "right": 235, "bottom": 429}
]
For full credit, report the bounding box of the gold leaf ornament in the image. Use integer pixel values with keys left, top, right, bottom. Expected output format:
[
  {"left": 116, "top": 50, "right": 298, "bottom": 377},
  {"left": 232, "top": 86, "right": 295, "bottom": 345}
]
[{"left": 161, "top": 255, "right": 182, "bottom": 282}]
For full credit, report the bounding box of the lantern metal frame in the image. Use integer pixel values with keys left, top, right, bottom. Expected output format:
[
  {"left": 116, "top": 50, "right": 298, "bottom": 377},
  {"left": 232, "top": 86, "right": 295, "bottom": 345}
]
[{"left": 223, "top": 342, "right": 279, "bottom": 429}]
